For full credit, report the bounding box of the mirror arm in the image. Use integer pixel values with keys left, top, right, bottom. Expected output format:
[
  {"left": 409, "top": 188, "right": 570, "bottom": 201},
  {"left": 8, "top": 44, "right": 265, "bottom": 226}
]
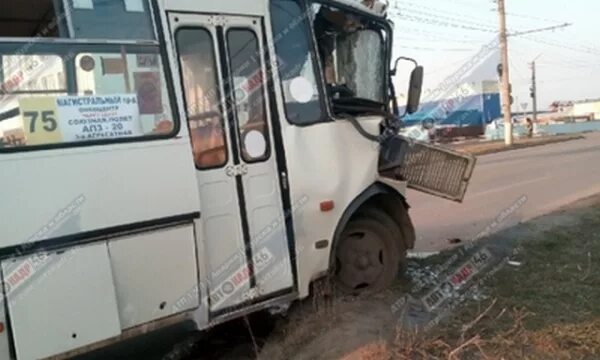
[
  {"left": 389, "top": 80, "right": 400, "bottom": 118},
  {"left": 391, "top": 56, "right": 418, "bottom": 76}
]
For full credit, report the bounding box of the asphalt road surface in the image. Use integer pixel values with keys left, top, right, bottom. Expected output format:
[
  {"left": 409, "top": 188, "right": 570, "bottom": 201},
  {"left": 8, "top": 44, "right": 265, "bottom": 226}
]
[{"left": 409, "top": 132, "right": 600, "bottom": 253}]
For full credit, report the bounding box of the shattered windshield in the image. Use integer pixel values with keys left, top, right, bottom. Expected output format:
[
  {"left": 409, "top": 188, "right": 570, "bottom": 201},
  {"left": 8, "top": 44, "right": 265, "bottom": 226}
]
[
  {"left": 336, "top": 29, "right": 385, "bottom": 101},
  {"left": 311, "top": 3, "right": 387, "bottom": 104}
]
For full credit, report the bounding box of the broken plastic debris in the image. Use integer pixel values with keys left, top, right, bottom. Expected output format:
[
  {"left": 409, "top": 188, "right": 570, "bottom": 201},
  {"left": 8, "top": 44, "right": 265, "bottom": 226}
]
[{"left": 508, "top": 260, "right": 522, "bottom": 267}]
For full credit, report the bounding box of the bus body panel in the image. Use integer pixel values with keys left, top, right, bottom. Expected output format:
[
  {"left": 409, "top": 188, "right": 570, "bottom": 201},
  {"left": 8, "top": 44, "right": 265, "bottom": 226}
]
[
  {"left": 0, "top": 138, "right": 200, "bottom": 250},
  {"left": 3, "top": 222, "right": 200, "bottom": 360},
  {"left": 279, "top": 118, "right": 385, "bottom": 298},
  {"left": 107, "top": 224, "right": 199, "bottom": 329},
  {"left": 0, "top": 298, "right": 10, "bottom": 360},
  {"left": 3, "top": 242, "right": 121, "bottom": 360},
  {"left": 260, "top": 3, "right": 398, "bottom": 298}
]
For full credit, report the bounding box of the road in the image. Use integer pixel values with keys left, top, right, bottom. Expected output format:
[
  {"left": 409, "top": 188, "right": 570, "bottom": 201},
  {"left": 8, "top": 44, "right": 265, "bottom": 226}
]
[{"left": 409, "top": 132, "right": 600, "bottom": 253}]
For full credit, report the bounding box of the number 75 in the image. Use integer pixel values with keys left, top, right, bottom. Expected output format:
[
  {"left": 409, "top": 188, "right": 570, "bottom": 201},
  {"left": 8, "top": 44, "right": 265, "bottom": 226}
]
[{"left": 24, "top": 111, "right": 58, "bottom": 133}]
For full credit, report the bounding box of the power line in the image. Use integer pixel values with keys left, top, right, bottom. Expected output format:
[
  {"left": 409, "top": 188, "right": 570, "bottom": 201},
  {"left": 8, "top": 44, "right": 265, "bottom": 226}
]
[
  {"left": 394, "top": 27, "right": 484, "bottom": 44},
  {"left": 508, "top": 23, "right": 572, "bottom": 37},
  {"left": 505, "top": 12, "right": 565, "bottom": 24},
  {"left": 396, "top": 36, "right": 478, "bottom": 44},
  {"left": 390, "top": 10, "right": 497, "bottom": 33},
  {"left": 521, "top": 36, "right": 600, "bottom": 56},
  {"left": 397, "top": 45, "right": 476, "bottom": 52},
  {"left": 394, "top": 0, "right": 492, "bottom": 15},
  {"left": 400, "top": 8, "right": 497, "bottom": 31},
  {"left": 394, "top": 1, "right": 496, "bottom": 26},
  {"left": 394, "top": 26, "right": 483, "bottom": 40}
]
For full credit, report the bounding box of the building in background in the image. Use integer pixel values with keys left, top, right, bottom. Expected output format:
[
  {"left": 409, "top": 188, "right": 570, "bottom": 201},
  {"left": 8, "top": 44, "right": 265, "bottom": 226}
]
[
  {"left": 402, "top": 80, "right": 501, "bottom": 141},
  {"left": 548, "top": 98, "right": 600, "bottom": 121}
]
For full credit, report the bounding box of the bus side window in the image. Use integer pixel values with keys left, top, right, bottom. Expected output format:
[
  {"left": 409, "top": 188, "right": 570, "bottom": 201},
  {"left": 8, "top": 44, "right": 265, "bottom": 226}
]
[
  {"left": 0, "top": 55, "right": 67, "bottom": 146},
  {"left": 0, "top": 0, "right": 67, "bottom": 38},
  {"left": 69, "top": 0, "right": 156, "bottom": 40},
  {"left": 175, "top": 28, "right": 228, "bottom": 169},
  {"left": 270, "top": 0, "right": 327, "bottom": 125}
]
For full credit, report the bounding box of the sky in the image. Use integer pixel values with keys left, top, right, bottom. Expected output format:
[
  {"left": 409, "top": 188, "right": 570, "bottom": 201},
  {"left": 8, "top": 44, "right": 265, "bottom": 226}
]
[{"left": 389, "top": 0, "right": 600, "bottom": 110}]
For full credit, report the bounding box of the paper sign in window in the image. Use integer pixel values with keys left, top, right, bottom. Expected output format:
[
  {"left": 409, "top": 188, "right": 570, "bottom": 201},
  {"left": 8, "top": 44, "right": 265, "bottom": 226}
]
[
  {"left": 56, "top": 94, "right": 142, "bottom": 141},
  {"left": 19, "top": 94, "right": 143, "bottom": 145},
  {"left": 101, "top": 58, "right": 126, "bottom": 75},
  {"left": 20, "top": 97, "right": 64, "bottom": 146}
]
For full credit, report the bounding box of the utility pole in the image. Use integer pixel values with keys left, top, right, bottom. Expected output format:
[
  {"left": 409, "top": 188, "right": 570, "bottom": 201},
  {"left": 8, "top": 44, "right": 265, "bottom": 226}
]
[
  {"left": 497, "top": 0, "right": 513, "bottom": 145},
  {"left": 530, "top": 54, "right": 542, "bottom": 124},
  {"left": 530, "top": 61, "right": 538, "bottom": 123}
]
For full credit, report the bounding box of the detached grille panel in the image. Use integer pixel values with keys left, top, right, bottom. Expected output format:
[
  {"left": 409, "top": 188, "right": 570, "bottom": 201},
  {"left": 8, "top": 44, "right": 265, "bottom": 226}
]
[{"left": 398, "top": 141, "right": 476, "bottom": 202}]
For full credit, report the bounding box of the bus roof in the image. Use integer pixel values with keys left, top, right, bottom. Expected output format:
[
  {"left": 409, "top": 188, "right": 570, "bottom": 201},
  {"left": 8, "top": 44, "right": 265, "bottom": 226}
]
[{"left": 162, "top": 0, "right": 388, "bottom": 18}]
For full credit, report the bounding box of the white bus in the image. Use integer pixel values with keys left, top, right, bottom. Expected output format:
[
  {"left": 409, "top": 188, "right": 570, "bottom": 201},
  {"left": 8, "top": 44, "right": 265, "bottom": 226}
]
[{"left": 0, "top": 0, "right": 475, "bottom": 358}]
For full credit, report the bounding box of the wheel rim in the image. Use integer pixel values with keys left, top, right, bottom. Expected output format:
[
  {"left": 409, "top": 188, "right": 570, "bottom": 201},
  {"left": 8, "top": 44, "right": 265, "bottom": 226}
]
[{"left": 336, "top": 227, "right": 387, "bottom": 291}]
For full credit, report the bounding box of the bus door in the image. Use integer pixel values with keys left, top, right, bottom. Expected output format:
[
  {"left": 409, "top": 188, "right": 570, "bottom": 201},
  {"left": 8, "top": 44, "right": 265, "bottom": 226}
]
[{"left": 169, "top": 13, "right": 295, "bottom": 314}]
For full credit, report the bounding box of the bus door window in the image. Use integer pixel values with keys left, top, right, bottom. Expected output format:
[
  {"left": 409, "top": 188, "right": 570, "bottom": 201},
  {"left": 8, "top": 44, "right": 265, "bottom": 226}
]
[
  {"left": 175, "top": 28, "right": 227, "bottom": 169},
  {"left": 226, "top": 29, "right": 270, "bottom": 162}
]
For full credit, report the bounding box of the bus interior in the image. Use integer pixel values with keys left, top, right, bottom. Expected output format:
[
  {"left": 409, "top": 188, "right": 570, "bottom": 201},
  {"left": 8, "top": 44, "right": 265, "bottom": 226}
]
[{"left": 0, "top": 0, "right": 65, "bottom": 38}]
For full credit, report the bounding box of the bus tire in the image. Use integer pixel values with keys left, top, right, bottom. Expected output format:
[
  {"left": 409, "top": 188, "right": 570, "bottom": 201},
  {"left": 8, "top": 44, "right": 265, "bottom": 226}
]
[{"left": 333, "top": 209, "right": 403, "bottom": 294}]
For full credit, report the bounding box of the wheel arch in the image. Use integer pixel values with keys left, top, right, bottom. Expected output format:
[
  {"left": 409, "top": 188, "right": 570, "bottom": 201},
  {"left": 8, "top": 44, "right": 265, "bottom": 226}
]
[{"left": 329, "top": 182, "right": 416, "bottom": 266}]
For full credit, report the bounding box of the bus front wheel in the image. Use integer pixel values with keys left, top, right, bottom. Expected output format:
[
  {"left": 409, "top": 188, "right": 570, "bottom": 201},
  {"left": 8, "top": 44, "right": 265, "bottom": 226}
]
[{"left": 333, "top": 209, "right": 405, "bottom": 294}]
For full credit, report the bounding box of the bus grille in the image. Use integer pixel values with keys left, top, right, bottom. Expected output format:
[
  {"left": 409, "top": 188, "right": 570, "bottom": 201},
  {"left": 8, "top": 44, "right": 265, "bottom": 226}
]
[{"left": 398, "top": 141, "right": 476, "bottom": 202}]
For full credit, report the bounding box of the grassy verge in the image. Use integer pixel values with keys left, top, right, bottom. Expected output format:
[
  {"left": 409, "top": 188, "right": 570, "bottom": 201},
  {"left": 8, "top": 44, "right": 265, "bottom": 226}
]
[{"left": 394, "top": 205, "right": 600, "bottom": 359}]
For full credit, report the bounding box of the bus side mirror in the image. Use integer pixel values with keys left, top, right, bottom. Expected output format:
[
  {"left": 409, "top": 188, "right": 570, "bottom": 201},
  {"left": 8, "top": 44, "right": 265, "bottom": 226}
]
[
  {"left": 406, "top": 66, "right": 423, "bottom": 115},
  {"left": 391, "top": 57, "right": 424, "bottom": 116}
]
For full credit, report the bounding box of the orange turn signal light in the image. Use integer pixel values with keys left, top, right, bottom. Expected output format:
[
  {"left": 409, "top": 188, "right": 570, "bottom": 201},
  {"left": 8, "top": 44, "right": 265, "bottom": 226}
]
[{"left": 320, "top": 200, "right": 335, "bottom": 212}]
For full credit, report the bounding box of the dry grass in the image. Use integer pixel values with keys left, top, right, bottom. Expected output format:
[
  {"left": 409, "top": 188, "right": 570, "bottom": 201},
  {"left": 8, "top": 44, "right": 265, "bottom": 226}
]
[
  {"left": 256, "top": 202, "right": 600, "bottom": 360},
  {"left": 389, "top": 205, "right": 600, "bottom": 359}
]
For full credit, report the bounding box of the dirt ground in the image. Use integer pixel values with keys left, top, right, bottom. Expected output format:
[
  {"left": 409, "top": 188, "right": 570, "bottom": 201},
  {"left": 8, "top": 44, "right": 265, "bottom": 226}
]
[{"left": 252, "top": 195, "right": 600, "bottom": 360}]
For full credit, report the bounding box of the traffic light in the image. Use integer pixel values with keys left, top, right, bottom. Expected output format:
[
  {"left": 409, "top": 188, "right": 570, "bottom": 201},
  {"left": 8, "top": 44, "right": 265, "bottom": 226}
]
[{"left": 497, "top": 64, "right": 514, "bottom": 105}]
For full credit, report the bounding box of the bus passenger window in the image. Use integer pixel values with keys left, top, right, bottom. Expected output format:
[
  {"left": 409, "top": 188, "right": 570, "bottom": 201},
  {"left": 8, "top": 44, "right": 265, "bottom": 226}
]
[
  {"left": 175, "top": 28, "right": 227, "bottom": 169},
  {"left": 227, "top": 29, "right": 270, "bottom": 162},
  {"left": 69, "top": 0, "right": 156, "bottom": 40},
  {"left": 0, "top": 46, "right": 175, "bottom": 150},
  {"left": 74, "top": 51, "right": 174, "bottom": 135},
  {"left": 0, "top": 55, "right": 67, "bottom": 147}
]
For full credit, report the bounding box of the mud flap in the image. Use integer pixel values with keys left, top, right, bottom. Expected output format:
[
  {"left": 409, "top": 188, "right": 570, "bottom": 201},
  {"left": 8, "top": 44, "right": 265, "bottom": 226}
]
[{"left": 379, "top": 136, "right": 476, "bottom": 202}]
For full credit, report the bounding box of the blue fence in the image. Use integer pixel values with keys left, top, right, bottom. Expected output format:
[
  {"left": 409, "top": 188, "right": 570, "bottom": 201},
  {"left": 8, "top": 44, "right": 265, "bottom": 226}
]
[{"left": 485, "top": 121, "right": 600, "bottom": 140}]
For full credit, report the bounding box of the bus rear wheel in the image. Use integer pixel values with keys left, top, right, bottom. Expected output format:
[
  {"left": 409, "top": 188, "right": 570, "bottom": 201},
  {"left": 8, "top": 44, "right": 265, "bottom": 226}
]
[{"left": 334, "top": 210, "right": 403, "bottom": 294}]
